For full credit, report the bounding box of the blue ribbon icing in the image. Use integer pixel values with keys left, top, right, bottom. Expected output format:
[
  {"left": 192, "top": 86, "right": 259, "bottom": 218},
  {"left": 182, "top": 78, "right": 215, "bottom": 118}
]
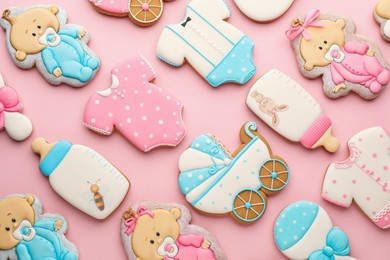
[{"left": 39, "top": 140, "right": 72, "bottom": 177}]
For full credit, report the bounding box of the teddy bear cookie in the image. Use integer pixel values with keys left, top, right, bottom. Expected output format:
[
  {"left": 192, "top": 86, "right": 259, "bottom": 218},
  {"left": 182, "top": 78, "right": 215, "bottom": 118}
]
[
  {"left": 246, "top": 70, "right": 340, "bottom": 153},
  {"left": 274, "top": 201, "right": 356, "bottom": 260},
  {"left": 322, "top": 127, "right": 390, "bottom": 229},
  {"left": 120, "top": 201, "right": 226, "bottom": 260},
  {"left": 286, "top": 9, "right": 390, "bottom": 99},
  {"left": 32, "top": 138, "right": 130, "bottom": 220},
  {"left": 89, "top": 0, "right": 174, "bottom": 27},
  {"left": 375, "top": 0, "right": 390, "bottom": 41},
  {"left": 234, "top": 0, "right": 294, "bottom": 22},
  {"left": 178, "top": 122, "right": 290, "bottom": 224},
  {"left": 83, "top": 55, "right": 186, "bottom": 152},
  {"left": 0, "top": 72, "right": 33, "bottom": 141},
  {"left": 156, "top": 0, "right": 256, "bottom": 87},
  {"left": 0, "top": 5, "right": 100, "bottom": 87},
  {"left": 0, "top": 194, "right": 78, "bottom": 260}
]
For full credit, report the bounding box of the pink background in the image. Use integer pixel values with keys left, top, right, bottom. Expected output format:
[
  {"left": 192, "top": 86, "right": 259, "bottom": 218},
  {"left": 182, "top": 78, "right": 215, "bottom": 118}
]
[{"left": 0, "top": 0, "right": 389, "bottom": 259}]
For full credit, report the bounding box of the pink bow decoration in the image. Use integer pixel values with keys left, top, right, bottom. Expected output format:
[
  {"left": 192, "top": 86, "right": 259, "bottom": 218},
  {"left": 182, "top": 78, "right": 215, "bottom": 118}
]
[
  {"left": 124, "top": 206, "right": 154, "bottom": 236},
  {"left": 0, "top": 86, "right": 22, "bottom": 129},
  {"left": 285, "top": 9, "right": 324, "bottom": 40}
]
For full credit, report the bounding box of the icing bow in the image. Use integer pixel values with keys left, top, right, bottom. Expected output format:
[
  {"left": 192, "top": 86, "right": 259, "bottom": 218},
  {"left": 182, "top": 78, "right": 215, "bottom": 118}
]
[
  {"left": 0, "top": 86, "right": 22, "bottom": 129},
  {"left": 285, "top": 9, "right": 323, "bottom": 40},
  {"left": 124, "top": 206, "right": 154, "bottom": 236},
  {"left": 308, "top": 227, "right": 351, "bottom": 260}
]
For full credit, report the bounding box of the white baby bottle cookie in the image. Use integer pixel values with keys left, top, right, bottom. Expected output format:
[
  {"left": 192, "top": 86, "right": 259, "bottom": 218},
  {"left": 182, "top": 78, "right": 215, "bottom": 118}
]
[{"left": 234, "top": 0, "right": 294, "bottom": 22}]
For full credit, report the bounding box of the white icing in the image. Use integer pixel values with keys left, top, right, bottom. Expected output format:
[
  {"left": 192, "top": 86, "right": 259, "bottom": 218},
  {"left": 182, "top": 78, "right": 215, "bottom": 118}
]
[
  {"left": 157, "top": 236, "right": 178, "bottom": 258},
  {"left": 383, "top": 20, "right": 390, "bottom": 39},
  {"left": 178, "top": 148, "right": 229, "bottom": 172},
  {"left": 325, "top": 45, "right": 345, "bottom": 63},
  {"left": 0, "top": 73, "right": 5, "bottom": 87},
  {"left": 3, "top": 111, "right": 33, "bottom": 141},
  {"left": 97, "top": 88, "right": 112, "bottom": 97},
  {"left": 12, "top": 220, "right": 36, "bottom": 242},
  {"left": 38, "top": 27, "right": 61, "bottom": 47},
  {"left": 110, "top": 74, "right": 119, "bottom": 89},
  {"left": 234, "top": 0, "right": 294, "bottom": 22}
]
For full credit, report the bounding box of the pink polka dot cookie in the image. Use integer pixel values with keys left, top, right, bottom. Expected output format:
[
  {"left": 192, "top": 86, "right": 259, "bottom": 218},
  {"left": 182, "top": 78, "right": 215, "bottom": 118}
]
[{"left": 83, "top": 55, "right": 186, "bottom": 152}]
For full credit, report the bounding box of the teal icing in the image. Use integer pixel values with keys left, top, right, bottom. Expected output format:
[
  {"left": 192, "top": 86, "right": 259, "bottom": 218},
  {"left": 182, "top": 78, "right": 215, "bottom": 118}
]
[
  {"left": 244, "top": 122, "right": 257, "bottom": 139},
  {"left": 189, "top": 134, "right": 230, "bottom": 161},
  {"left": 39, "top": 140, "right": 72, "bottom": 177},
  {"left": 157, "top": 55, "right": 180, "bottom": 67}
]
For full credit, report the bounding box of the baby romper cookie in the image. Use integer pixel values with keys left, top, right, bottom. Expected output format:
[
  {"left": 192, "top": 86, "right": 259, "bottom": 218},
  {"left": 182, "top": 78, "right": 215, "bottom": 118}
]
[
  {"left": 0, "top": 5, "right": 100, "bottom": 87},
  {"left": 156, "top": 0, "right": 256, "bottom": 87},
  {"left": 274, "top": 201, "right": 356, "bottom": 260},
  {"left": 32, "top": 138, "right": 130, "bottom": 220},
  {"left": 120, "top": 201, "right": 226, "bottom": 260},
  {"left": 0, "top": 73, "right": 33, "bottom": 141},
  {"left": 246, "top": 70, "right": 340, "bottom": 153},
  {"left": 0, "top": 194, "right": 78, "bottom": 260},
  {"left": 89, "top": 0, "right": 174, "bottom": 27},
  {"left": 234, "top": 0, "right": 294, "bottom": 22},
  {"left": 286, "top": 9, "right": 390, "bottom": 99},
  {"left": 178, "top": 122, "right": 290, "bottom": 224},
  {"left": 322, "top": 127, "right": 390, "bottom": 229},
  {"left": 375, "top": 0, "right": 390, "bottom": 41},
  {"left": 83, "top": 55, "right": 186, "bottom": 152}
]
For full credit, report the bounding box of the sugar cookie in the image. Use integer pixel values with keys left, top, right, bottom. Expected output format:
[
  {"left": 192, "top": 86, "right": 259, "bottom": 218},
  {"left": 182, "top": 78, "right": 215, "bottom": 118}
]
[
  {"left": 375, "top": 0, "right": 390, "bottom": 41},
  {"left": 234, "top": 0, "right": 294, "bottom": 22}
]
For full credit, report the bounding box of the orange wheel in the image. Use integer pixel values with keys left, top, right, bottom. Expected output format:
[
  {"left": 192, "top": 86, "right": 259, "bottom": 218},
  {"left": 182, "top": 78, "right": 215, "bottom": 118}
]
[
  {"left": 232, "top": 189, "right": 266, "bottom": 222},
  {"left": 129, "top": 0, "right": 163, "bottom": 26},
  {"left": 259, "top": 159, "right": 290, "bottom": 192}
]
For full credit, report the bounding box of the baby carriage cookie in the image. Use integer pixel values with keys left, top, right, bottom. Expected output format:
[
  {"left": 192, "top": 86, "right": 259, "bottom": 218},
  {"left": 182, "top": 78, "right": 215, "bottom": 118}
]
[
  {"left": 0, "top": 72, "right": 33, "bottom": 141},
  {"left": 0, "top": 5, "right": 100, "bottom": 87},
  {"left": 120, "top": 201, "right": 226, "bottom": 260},
  {"left": 156, "top": 0, "right": 256, "bottom": 87},
  {"left": 178, "top": 122, "right": 290, "bottom": 224},
  {"left": 322, "top": 127, "right": 390, "bottom": 229},
  {"left": 32, "top": 138, "right": 130, "bottom": 220},
  {"left": 274, "top": 201, "right": 356, "bottom": 260},
  {"left": 286, "top": 9, "right": 390, "bottom": 99},
  {"left": 375, "top": 0, "right": 390, "bottom": 41},
  {"left": 0, "top": 194, "right": 78, "bottom": 260},
  {"left": 234, "top": 0, "right": 294, "bottom": 22}
]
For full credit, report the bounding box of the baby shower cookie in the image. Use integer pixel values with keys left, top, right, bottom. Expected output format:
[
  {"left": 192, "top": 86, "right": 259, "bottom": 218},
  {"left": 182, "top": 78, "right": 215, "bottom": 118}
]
[
  {"left": 274, "top": 201, "right": 356, "bottom": 260},
  {"left": 32, "top": 138, "right": 130, "bottom": 220},
  {"left": 322, "top": 127, "right": 390, "bottom": 229},
  {"left": 0, "top": 73, "right": 33, "bottom": 141},
  {"left": 246, "top": 70, "right": 340, "bottom": 153},
  {"left": 286, "top": 9, "right": 390, "bottom": 99},
  {"left": 1, "top": 5, "right": 100, "bottom": 87},
  {"left": 0, "top": 194, "right": 78, "bottom": 260},
  {"left": 178, "top": 122, "right": 290, "bottom": 224},
  {"left": 120, "top": 201, "right": 226, "bottom": 260},
  {"left": 156, "top": 0, "right": 256, "bottom": 87},
  {"left": 234, "top": 0, "right": 294, "bottom": 22},
  {"left": 375, "top": 0, "right": 390, "bottom": 41},
  {"left": 83, "top": 55, "right": 186, "bottom": 152}
]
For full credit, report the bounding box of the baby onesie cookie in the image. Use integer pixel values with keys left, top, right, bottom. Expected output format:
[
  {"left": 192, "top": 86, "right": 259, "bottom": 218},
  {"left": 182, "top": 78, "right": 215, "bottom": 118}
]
[
  {"left": 274, "top": 201, "right": 356, "bottom": 260},
  {"left": 121, "top": 201, "right": 226, "bottom": 260},
  {"left": 246, "top": 70, "right": 340, "bottom": 153},
  {"left": 0, "top": 194, "right": 78, "bottom": 260},
  {"left": 322, "top": 127, "right": 390, "bottom": 229},
  {"left": 234, "top": 0, "right": 294, "bottom": 22},
  {"left": 83, "top": 55, "right": 186, "bottom": 152},
  {"left": 32, "top": 138, "right": 130, "bottom": 220},
  {"left": 375, "top": 0, "right": 390, "bottom": 41},
  {"left": 0, "top": 73, "right": 33, "bottom": 141},
  {"left": 156, "top": 0, "right": 256, "bottom": 87},
  {"left": 178, "top": 122, "right": 290, "bottom": 224},
  {"left": 286, "top": 9, "right": 390, "bottom": 99},
  {"left": 0, "top": 5, "right": 100, "bottom": 87}
]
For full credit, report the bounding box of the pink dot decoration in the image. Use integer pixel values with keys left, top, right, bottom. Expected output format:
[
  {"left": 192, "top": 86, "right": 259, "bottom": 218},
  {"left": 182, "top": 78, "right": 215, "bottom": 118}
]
[
  {"left": 342, "top": 194, "right": 347, "bottom": 199},
  {"left": 332, "top": 179, "right": 337, "bottom": 184},
  {"left": 366, "top": 197, "right": 371, "bottom": 201},
  {"left": 372, "top": 153, "right": 377, "bottom": 158},
  {"left": 352, "top": 180, "right": 356, "bottom": 184},
  {"left": 384, "top": 166, "right": 388, "bottom": 171},
  {"left": 358, "top": 138, "right": 363, "bottom": 142}
]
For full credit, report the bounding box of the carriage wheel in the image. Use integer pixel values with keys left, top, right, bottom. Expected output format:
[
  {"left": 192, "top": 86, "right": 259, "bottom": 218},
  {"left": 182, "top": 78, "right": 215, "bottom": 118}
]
[
  {"left": 232, "top": 189, "right": 266, "bottom": 223},
  {"left": 129, "top": 0, "right": 163, "bottom": 26},
  {"left": 259, "top": 159, "right": 290, "bottom": 192}
]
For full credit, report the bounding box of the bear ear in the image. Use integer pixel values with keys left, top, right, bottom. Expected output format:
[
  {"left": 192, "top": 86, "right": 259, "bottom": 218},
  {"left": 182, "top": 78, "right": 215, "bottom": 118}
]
[
  {"left": 123, "top": 209, "right": 134, "bottom": 220},
  {"left": 170, "top": 208, "right": 182, "bottom": 220},
  {"left": 15, "top": 51, "right": 27, "bottom": 61},
  {"left": 48, "top": 6, "right": 59, "bottom": 15},
  {"left": 335, "top": 19, "right": 346, "bottom": 29},
  {"left": 25, "top": 194, "right": 35, "bottom": 206},
  {"left": 304, "top": 61, "right": 314, "bottom": 71}
]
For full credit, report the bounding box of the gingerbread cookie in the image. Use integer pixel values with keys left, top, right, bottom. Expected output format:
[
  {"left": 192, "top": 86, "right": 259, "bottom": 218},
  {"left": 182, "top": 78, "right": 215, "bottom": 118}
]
[
  {"left": 83, "top": 55, "right": 186, "bottom": 152},
  {"left": 274, "top": 201, "right": 356, "bottom": 260},
  {"left": 0, "top": 73, "right": 33, "bottom": 141},
  {"left": 234, "top": 0, "right": 294, "bottom": 22},
  {"left": 322, "top": 127, "right": 390, "bottom": 229},
  {"left": 246, "top": 70, "right": 340, "bottom": 153},
  {"left": 0, "top": 194, "right": 78, "bottom": 260},
  {"left": 0, "top": 5, "right": 100, "bottom": 87},
  {"left": 156, "top": 0, "right": 256, "bottom": 87},
  {"left": 178, "top": 122, "right": 290, "bottom": 224},
  {"left": 375, "top": 0, "right": 390, "bottom": 41},
  {"left": 286, "top": 9, "right": 390, "bottom": 99},
  {"left": 120, "top": 201, "right": 226, "bottom": 260},
  {"left": 32, "top": 138, "right": 130, "bottom": 220}
]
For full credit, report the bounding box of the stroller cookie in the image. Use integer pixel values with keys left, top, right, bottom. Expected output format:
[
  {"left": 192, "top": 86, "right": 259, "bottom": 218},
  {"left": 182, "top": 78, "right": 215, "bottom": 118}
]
[
  {"left": 375, "top": 0, "right": 390, "bottom": 41},
  {"left": 0, "top": 5, "right": 100, "bottom": 87},
  {"left": 0, "top": 194, "right": 78, "bottom": 260},
  {"left": 32, "top": 138, "right": 130, "bottom": 220},
  {"left": 121, "top": 201, "right": 226, "bottom": 260},
  {"left": 178, "top": 122, "right": 290, "bottom": 224},
  {"left": 156, "top": 0, "right": 256, "bottom": 87},
  {"left": 274, "top": 201, "right": 356, "bottom": 260},
  {"left": 83, "top": 55, "right": 186, "bottom": 152},
  {"left": 234, "top": 0, "right": 294, "bottom": 22},
  {"left": 322, "top": 127, "right": 390, "bottom": 229},
  {"left": 246, "top": 70, "right": 340, "bottom": 153},
  {"left": 0, "top": 73, "right": 33, "bottom": 141},
  {"left": 286, "top": 9, "right": 390, "bottom": 99}
]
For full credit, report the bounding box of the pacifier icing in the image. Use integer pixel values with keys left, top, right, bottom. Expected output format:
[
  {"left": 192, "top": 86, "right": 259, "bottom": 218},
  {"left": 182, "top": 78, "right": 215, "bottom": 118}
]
[
  {"left": 325, "top": 45, "right": 345, "bottom": 63},
  {"left": 12, "top": 220, "right": 36, "bottom": 242},
  {"left": 38, "top": 27, "right": 61, "bottom": 47},
  {"left": 157, "top": 237, "right": 179, "bottom": 258}
]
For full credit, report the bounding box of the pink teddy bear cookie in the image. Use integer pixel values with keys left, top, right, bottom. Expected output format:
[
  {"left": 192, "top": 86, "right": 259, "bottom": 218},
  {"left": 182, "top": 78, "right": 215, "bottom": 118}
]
[{"left": 84, "top": 55, "right": 186, "bottom": 152}]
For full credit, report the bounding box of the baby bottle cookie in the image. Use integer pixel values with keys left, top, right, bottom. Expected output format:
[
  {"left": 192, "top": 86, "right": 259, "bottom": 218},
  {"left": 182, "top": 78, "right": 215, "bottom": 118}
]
[
  {"left": 286, "top": 9, "right": 390, "bottom": 99},
  {"left": 234, "top": 0, "right": 294, "bottom": 22},
  {"left": 32, "top": 138, "right": 130, "bottom": 220},
  {"left": 0, "top": 194, "right": 78, "bottom": 260},
  {"left": 0, "top": 5, "right": 100, "bottom": 87},
  {"left": 375, "top": 0, "right": 390, "bottom": 41}
]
